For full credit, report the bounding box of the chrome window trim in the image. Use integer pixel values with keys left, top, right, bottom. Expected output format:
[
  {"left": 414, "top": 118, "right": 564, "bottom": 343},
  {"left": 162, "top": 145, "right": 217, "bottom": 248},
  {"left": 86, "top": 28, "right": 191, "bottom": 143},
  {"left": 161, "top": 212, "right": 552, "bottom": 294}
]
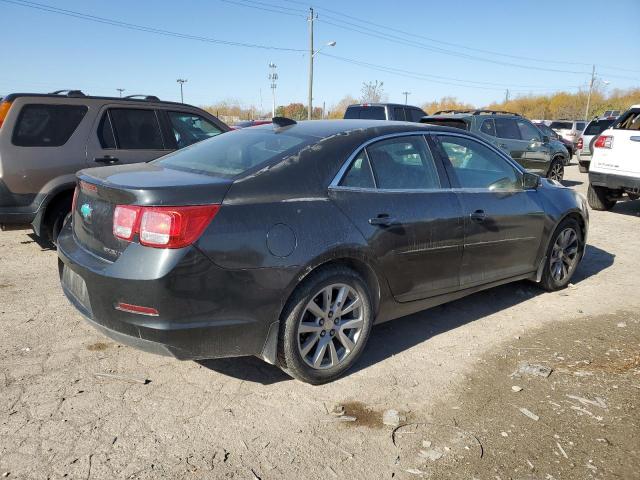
[{"left": 329, "top": 131, "right": 440, "bottom": 190}]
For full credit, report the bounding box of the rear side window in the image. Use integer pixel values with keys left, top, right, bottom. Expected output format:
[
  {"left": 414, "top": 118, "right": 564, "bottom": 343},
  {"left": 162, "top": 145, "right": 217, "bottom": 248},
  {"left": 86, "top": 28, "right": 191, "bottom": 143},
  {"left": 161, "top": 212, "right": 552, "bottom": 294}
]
[
  {"left": 366, "top": 136, "right": 440, "bottom": 190},
  {"left": 480, "top": 119, "right": 496, "bottom": 136},
  {"left": 168, "top": 111, "right": 223, "bottom": 148},
  {"left": 576, "top": 122, "right": 586, "bottom": 131},
  {"left": 614, "top": 109, "right": 640, "bottom": 131},
  {"left": 109, "top": 108, "right": 164, "bottom": 150},
  {"left": 12, "top": 104, "right": 87, "bottom": 147},
  {"left": 344, "top": 106, "right": 386, "bottom": 120},
  {"left": 340, "top": 150, "right": 375, "bottom": 188},
  {"left": 584, "top": 119, "right": 614, "bottom": 135},
  {"left": 393, "top": 107, "right": 406, "bottom": 121},
  {"left": 155, "top": 129, "right": 315, "bottom": 178},
  {"left": 494, "top": 118, "right": 521, "bottom": 140}
]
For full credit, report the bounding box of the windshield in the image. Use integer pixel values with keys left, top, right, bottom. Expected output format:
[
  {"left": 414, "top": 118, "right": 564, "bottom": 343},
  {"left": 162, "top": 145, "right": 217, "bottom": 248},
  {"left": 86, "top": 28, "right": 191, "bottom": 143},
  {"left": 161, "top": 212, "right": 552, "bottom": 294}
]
[
  {"left": 154, "top": 129, "right": 317, "bottom": 178},
  {"left": 584, "top": 119, "right": 615, "bottom": 136},
  {"left": 549, "top": 121, "right": 573, "bottom": 130}
]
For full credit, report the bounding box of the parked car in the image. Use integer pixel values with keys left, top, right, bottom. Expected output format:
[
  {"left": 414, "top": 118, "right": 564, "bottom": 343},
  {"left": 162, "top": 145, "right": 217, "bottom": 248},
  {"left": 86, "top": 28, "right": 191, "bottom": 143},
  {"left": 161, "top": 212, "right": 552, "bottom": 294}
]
[
  {"left": 344, "top": 103, "right": 427, "bottom": 122},
  {"left": 587, "top": 105, "right": 640, "bottom": 210},
  {"left": 420, "top": 110, "right": 569, "bottom": 181},
  {"left": 534, "top": 121, "right": 575, "bottom": 161},
  {"left": 576, "top": 117, "right": 618, "bottom": 172},
  {"left": 549, "top": 120, "right": 586, "bottom": 144},
  {"left": 0, "top": 90, "right": 229, "bottom": 243},
  {"left": 231, "top": 119, "right": 272, "bottom": 130},
  {"left": 58, "top": 118, "right": 588, "bottom": 384}
]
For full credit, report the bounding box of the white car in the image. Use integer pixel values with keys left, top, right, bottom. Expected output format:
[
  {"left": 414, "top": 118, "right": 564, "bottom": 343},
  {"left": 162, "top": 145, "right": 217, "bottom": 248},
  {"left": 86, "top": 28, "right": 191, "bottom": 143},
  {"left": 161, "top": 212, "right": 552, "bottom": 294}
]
[
  {"left": 587, "top": 105, "right": 640, "bottom": 210},
  {"left": 549, "top": 120, "right": 586, "bottom": 144}
]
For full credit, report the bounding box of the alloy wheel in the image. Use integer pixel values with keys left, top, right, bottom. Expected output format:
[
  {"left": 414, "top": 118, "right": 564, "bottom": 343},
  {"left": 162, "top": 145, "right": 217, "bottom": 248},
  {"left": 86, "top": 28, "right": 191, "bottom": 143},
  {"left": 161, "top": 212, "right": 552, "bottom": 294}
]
[
  {"left": 549, "top": 162, "right": 564, "bottom": 181},
  {"left": 549, "top": 227, "right": 579, "bottom": 282},
  {"left": 297, "top": 283, "right": 364, "bottom": 370}
]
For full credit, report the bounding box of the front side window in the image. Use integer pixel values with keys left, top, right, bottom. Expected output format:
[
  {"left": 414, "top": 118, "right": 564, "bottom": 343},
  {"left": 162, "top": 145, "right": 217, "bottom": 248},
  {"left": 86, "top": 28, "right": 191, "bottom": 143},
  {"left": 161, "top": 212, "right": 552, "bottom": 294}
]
[
  {"left": 340, "top": 150, "right": 375, "bottom": 188},
  {"left": 366, "top": 136, "right": 440, "bottom": 190},
  {"left": 168, "top": 111, "right": 223, "bottom": 149},
  {"left": 494, "top": 118, "right": 521, "bottom": 140},
  {"left": 12, "top": 104, "right": 87, "bottom": 147},
  {"left": 516, "top": 119, "right": 541, "bottom": 141},
  {"left": 108, "top": 108, "right": 164, "bottom": 150},
  {"left": 438, "top": 135, "right": 521, "bottom": 191}
]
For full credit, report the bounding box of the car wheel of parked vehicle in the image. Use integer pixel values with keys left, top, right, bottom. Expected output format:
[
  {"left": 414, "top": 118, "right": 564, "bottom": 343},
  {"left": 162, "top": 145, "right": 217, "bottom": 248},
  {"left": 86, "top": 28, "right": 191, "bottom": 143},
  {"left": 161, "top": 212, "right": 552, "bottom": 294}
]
[
  {"left": 540, "top": 218, "right": 583, "bottom": 291},
  {"left": 45, "top": 195, "right": 72, "bottom": 245},
  {"left": 547, "top": 158, "right": 565, "bottom": 182},
  {"left": 278, "top": 266, "right": 373, "bottom": 384},
  {"left": 587, "top": 184, "right": 616, "bottom": 211}
]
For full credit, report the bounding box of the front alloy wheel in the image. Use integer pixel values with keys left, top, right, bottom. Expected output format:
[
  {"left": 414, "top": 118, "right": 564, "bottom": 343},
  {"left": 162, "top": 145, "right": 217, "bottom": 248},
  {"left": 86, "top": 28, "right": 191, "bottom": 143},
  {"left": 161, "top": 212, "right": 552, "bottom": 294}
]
[
  {"left": 547, "top": 159, "right": 564, "bottom": 182},
  {"left": 540, "top": 217, "right": 582, "bottom": 291}
]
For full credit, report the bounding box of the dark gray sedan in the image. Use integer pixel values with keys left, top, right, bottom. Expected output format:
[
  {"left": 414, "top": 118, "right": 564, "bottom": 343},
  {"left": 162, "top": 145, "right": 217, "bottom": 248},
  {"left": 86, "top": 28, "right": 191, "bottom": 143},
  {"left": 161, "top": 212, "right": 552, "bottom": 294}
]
[{"left": 58, "top": 119, "right": 588, "bottom": 384}]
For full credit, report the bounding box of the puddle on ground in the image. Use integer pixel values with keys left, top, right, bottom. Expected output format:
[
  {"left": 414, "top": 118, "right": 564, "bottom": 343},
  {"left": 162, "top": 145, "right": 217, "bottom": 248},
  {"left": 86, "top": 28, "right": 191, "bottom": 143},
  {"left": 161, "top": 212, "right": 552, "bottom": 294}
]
[{"left": 87, "top": 342, "right": 110, "bottom": 351}]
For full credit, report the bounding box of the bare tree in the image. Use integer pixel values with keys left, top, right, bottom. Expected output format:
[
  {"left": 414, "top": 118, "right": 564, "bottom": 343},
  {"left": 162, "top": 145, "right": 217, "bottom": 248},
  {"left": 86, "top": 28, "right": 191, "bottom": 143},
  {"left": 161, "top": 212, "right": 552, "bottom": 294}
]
[{"left": 360, "top": 81, "right": 385, "bottom": 103}]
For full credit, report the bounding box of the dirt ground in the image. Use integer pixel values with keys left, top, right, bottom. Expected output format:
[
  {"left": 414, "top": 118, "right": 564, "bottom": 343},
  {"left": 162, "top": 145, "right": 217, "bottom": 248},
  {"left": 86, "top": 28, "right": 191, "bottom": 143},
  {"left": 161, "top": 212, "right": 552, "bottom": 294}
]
[{"left": 1, "top": 164, "right": 639, "bottom": 480}]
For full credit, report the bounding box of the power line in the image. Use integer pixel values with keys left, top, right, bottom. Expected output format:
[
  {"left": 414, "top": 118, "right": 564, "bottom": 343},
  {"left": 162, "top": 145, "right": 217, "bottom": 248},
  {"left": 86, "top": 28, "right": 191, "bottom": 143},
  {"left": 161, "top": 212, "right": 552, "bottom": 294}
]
[{"left": 1, "top": 0, "right": 305, "bottom": 52}]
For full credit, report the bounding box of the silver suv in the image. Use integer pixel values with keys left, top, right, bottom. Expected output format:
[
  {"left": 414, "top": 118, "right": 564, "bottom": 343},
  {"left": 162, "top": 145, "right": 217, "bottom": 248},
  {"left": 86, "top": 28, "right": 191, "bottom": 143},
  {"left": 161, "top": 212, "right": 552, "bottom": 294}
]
[
  {"left": 576, "top": 116, "right": 618, "bottom": 172},
  {"left": 0, "top": 90, "right": 229, "bottom": 243},
  {"left": 549, "top": 120, "right": 586, "bottom": 144}
]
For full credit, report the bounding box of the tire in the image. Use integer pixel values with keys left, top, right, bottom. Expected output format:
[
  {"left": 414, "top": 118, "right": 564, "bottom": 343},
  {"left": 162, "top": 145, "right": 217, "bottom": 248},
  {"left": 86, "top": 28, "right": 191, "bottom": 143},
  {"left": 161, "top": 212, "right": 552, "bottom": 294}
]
[
  {"left": 547, "top": 157, "right": 564, "bottom": 182},
  {"left": 540, "top": 217, "right": 583, "bottom": 292},
  {"left": 587, "top": 184, "right": 616, "bottom": 211},
  {"left": 277, "top": 266, "right": 373, "bottom": 384},
  {"left": 44, "top": 196, "right": 72, "bottom": 245}
]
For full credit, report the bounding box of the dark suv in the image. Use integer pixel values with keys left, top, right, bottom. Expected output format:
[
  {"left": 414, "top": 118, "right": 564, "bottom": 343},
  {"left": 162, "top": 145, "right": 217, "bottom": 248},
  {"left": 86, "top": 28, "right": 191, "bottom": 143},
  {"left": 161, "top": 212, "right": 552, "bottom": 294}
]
[
  {"left": 0, "top": 90, "right": 229, "bottom": 242},
  {"left": 420, "top": 110, "right": 569, "bottom": 181},
  {"left": 344, "top": 103, "right": 427, "bottom": 122}
]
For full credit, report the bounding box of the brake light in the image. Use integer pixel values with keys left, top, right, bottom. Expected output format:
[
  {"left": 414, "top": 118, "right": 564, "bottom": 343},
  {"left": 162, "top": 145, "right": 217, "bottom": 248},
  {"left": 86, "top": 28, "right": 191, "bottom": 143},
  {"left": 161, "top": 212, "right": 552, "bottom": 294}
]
[
  {"left": 115, "top": 302, "right": 159, "bottom": 316},
  {"left": 594, "top": 135, "right": 613, "bottom": 149},
  {"left": 0, "top": 101, "right": 12, "bottom": 129},
  {"left": 113, "top": 205, "right": 141, "bottom": 241},
  {"left": 577, "top": 138, "right": 583, "bottom": 150},
  {"left": 113, "top": 204, "right": 219, "bottom": 248}
]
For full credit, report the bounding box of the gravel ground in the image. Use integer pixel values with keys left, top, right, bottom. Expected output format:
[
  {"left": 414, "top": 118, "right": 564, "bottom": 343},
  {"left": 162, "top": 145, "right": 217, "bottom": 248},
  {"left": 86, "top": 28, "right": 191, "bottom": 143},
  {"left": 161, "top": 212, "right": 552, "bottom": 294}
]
[{"left": 1, "top": 164, "right": 639, "bottom": 479}]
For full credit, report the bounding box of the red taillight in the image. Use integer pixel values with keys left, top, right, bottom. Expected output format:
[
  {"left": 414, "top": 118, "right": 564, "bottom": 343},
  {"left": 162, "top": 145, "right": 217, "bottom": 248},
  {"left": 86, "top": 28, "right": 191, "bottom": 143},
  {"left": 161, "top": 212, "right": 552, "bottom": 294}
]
[
  {"left": 113, "top": 204, "right": 219, "bottom": 248},
  {"left": 594, "top": 135, "right": 613, "bottom": 149},
  {"left": 0, "top": 101, "right": 13, "bottom": 129},
  {"left": 115, "top": 302, "right": 159, "bottom": 316},
  {"left": 577, "top": 138, "right": 583, "bottom": 150}
]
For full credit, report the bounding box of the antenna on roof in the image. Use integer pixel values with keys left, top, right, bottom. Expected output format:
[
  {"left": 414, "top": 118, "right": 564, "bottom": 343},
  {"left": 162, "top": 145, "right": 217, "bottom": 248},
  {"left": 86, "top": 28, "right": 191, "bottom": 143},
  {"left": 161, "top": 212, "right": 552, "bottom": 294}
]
[{"left": 272, "top": 117, "right": 297, "bottom": 128}]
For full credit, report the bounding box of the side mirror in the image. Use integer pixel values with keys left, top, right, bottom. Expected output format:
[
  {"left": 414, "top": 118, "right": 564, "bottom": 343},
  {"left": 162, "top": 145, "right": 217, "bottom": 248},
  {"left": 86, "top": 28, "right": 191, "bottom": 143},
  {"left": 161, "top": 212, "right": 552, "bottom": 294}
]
[
  {"left": 542, "top": 135, "right": 550, "bottom": 144},
  {"left": 523, "top": 172, "right": 540, "bottom": 190}
]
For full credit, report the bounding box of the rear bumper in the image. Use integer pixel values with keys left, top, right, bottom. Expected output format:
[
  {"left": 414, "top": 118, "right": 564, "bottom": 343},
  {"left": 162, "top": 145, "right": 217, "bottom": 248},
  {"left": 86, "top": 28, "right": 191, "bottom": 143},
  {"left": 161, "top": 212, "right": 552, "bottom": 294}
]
[
  {"left": 589, "top": 171, "right": 640, "bottom": 192},
  {"left": 57, "top": 221, "right": 285, "bottom": 361}
]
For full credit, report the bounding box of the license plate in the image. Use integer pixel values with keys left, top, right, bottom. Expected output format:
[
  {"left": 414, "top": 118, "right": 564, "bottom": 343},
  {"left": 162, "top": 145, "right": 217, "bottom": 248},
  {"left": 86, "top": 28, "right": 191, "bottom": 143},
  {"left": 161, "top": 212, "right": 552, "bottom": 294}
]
[{"left": 62, "top": 266, "right": 92, "bottom": 314}]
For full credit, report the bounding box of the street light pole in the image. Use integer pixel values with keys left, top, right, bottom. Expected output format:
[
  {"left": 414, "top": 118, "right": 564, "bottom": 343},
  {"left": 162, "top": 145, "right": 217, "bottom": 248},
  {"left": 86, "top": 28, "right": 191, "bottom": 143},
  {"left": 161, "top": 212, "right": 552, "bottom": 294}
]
[
  {"left": 176, "top": 78, "right": 187, "bottom": 103},
  {"left": 269, "top": 62, "right": 278, "bottom": 118},
  {"left": 584, "top": 65, "right": 595, "bottom": 120},
  {"left": 307, "top": 7, "right": 314, "bottom": 120},
  {"left": 402, "top": 91, "right": 411, "bottom": 105}
]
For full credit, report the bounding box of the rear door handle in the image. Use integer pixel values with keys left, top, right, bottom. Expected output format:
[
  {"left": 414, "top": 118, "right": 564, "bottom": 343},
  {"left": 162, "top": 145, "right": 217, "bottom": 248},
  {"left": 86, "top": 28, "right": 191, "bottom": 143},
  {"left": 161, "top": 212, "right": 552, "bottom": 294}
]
[
  {"left": 631, "top": 136, "right": 640, "bottom": 142},
  {"left": 369, "top": 214, "right": 397, "bottom": 227},
  {"left": 470, "top": 210, "right": 487, "bottom": 223},
  {"left": 94, "top": 156, "right": 119, "bottom": 164}
]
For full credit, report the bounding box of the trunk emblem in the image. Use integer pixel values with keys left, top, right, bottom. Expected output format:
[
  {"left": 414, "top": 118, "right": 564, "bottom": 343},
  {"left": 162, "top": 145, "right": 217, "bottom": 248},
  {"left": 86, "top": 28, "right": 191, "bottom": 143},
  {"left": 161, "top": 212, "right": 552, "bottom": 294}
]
[{"left": 80, "top": 203, "right": 93, "bottom": 222}]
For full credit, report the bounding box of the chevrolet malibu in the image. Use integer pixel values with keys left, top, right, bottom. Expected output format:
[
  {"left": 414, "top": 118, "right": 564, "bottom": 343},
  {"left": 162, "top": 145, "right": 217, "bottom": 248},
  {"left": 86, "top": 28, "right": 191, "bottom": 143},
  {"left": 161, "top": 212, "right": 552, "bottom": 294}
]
[{"left": 58, "top": 119, "right": 588, "bottom": 384}]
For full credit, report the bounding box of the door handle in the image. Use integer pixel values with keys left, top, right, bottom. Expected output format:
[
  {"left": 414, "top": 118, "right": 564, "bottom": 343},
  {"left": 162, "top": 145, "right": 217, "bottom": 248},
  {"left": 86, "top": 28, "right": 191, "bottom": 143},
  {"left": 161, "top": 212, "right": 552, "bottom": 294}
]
[
  {"left": 470, "top": 210, "right": 487, "bottom": 223},
  {"left": 369, "top": 214, "right": 396, "bottom": 227},
  {"left": 94, "top": 155, "right": 119, "bottom": 165}
]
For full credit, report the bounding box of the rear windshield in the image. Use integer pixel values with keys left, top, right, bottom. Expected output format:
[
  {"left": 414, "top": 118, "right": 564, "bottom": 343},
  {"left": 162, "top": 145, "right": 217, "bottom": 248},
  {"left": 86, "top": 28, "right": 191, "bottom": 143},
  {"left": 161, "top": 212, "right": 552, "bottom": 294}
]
[
  {"left": 12, "top": 104, "right": 87, "bottom": 147},
  {"left": 584, "top": 119, "right": 615, "bottom": 136},
  {"left": 344, "top": 106, "right": 386, "bottom": 120},
  {"left": 420, "top": 118, "right": 469, "bottom": 131},
  {"left": 614, "top": 109, "right": 640, "bottom": 131},
  {"left": 154, "top": 129, "right": 316, "bottom": 178},
  {"left": 549, "top": 121, "right": 573, "bottom": 130}
]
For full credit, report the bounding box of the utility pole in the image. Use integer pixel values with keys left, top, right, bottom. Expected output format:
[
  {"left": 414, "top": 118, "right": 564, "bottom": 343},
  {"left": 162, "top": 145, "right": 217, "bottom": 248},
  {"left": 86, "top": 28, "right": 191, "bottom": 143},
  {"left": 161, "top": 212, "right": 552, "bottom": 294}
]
[
  {"left": 402, "top": 91, "right": 411, "bottom": 105},
  {"left": 116, "top": 88, "right": 125, "bottom": 98},
  {"left": 269, "top": 62, "right": 278, "bottom": 118},
  {"left": 176, "top": 78, "right": 187, "bottom": 103},
  {"left": 322, "top": 100, "right": 326, "bottom": 119},
  {"left": 505, "top": 89, "right": 510, "bottom": 103},
  {"left": 307, "top": 7, "right": 315, "bottom": 120},
  {"left": 585, "top": 64, "right": 596, "bottom": 120}
]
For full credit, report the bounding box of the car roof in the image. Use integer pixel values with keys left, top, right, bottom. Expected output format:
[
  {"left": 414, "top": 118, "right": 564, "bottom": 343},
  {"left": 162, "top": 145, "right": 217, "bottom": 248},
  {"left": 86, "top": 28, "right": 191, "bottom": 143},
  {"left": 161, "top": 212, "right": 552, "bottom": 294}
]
[
  {"left": 346, "top": 103, "right": 421, "bottom": 109},
  {"left": 252, "top": 119, "right": 464, "bottom": 137},
  {"left": 3, "top": 91, "right": 188, "bottom": 108}
]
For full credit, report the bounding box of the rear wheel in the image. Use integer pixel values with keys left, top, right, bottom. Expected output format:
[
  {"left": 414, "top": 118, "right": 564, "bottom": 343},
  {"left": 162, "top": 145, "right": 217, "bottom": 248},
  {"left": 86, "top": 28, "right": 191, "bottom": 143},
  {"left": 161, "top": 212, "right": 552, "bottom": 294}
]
[
  {"left": 587, "top": 184, "right": 616, "bottom": 211},
  {"left": 547, "top": 157, "right": 564, "bottom": 182},
  {"left": 278, "top": 266, "right": 373, "bottom": 384},
  {"left": 540, "top": 217, "right": 583, "bottom": 291},
  {"left": 44, "top": 195, "right": 73, "bottom": 245}
]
